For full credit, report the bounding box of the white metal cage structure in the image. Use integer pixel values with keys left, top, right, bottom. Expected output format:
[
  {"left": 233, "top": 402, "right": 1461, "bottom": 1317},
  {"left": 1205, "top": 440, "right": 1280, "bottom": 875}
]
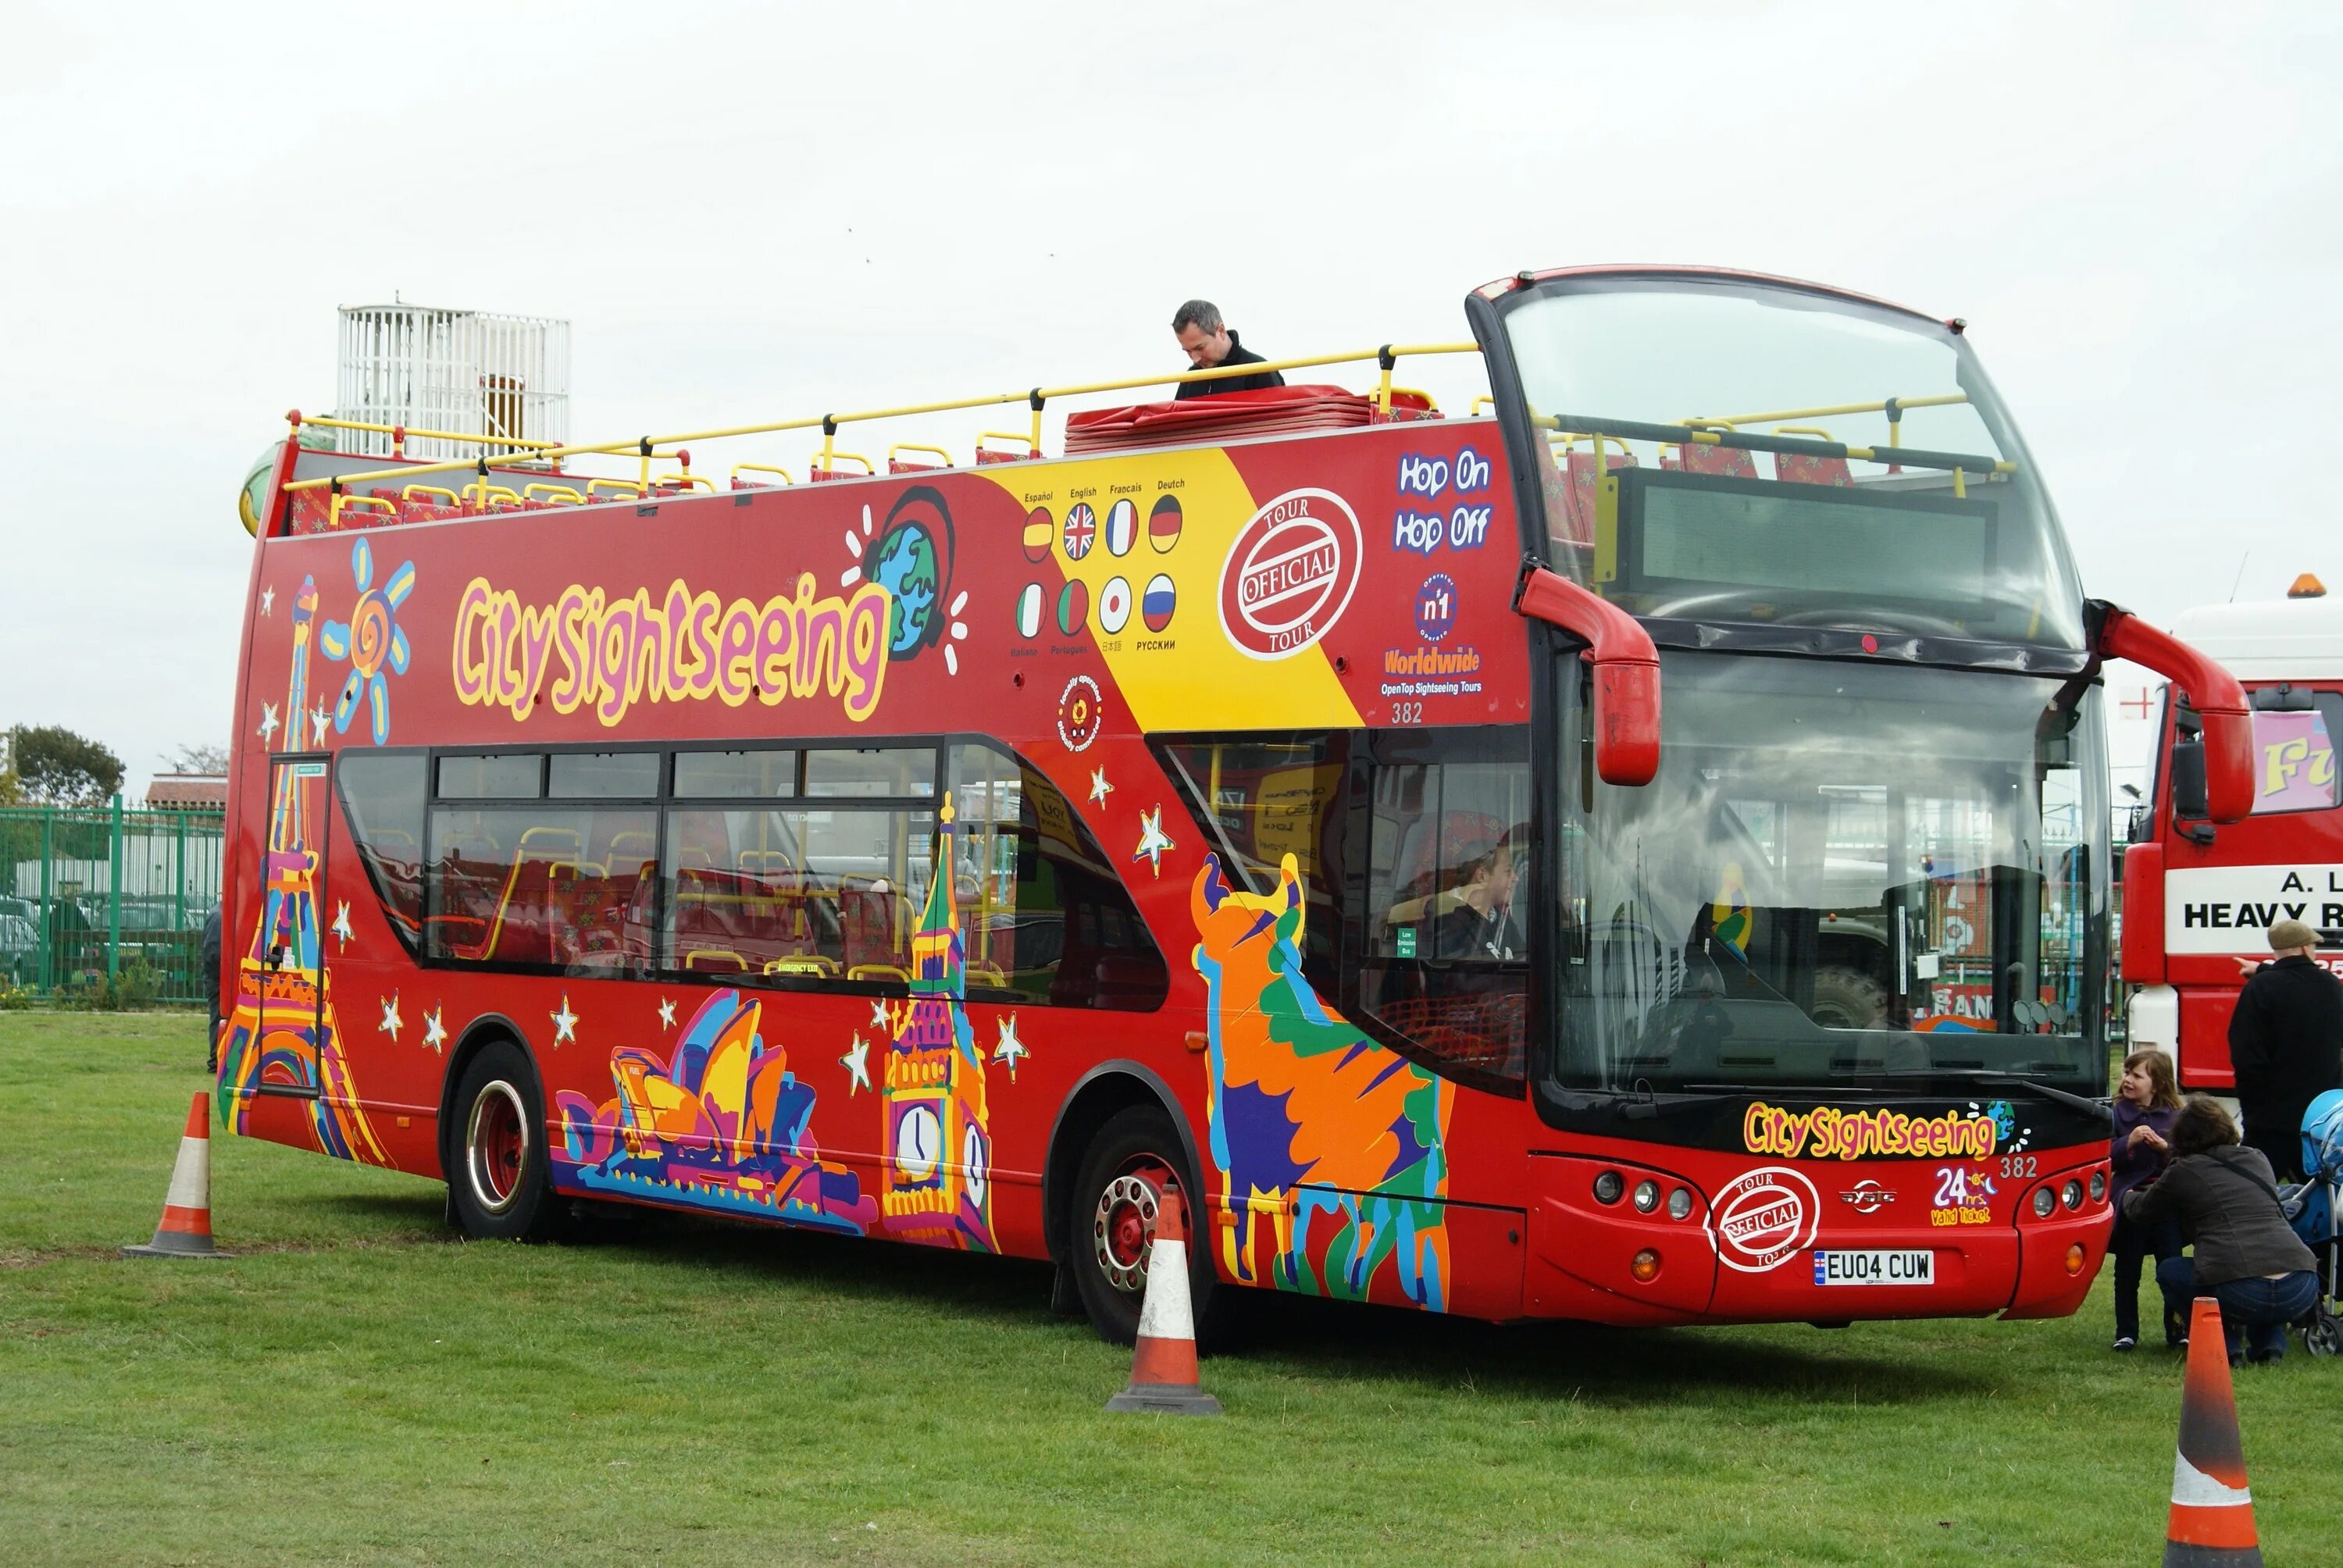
[{"left": 333, "top": 305, "right": 571, "bottom": 460}]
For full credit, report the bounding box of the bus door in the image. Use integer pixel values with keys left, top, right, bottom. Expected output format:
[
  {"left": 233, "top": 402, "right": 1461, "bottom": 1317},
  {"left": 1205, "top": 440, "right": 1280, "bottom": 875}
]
[{"left": 255, "top": 754, "right": 331, "bottom": 1093}]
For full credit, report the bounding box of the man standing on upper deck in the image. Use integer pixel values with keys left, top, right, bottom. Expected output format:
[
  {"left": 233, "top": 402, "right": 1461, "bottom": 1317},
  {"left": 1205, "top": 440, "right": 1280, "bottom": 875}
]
[
  {"left": 1171, "top": 301, "right": 1286, "bottom": 400},
  {"left": 2228, "top": 917, "right": 2343, "bottom": 1181}
]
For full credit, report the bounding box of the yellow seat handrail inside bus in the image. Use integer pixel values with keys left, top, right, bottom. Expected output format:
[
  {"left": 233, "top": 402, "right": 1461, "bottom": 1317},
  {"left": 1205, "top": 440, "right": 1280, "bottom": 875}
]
[
  {"left": 280, "top": 340, "right": 1485, "bottom": 501},
  {"left": 886, "top": 442, "right": 954, "bottom": 469},
  {"left": 975, "top": 429, "right": 1042, "bottom": 460},
  {"left": 401, "top": 483, "right": 462, "bottom": 506},
  {"left": 584, "top": 478, "right": 647, "bottom": 501},
  {"left": 811, "top": 451, "right": 876, "bottom": 476},
  {"left": 523, "top": 483, "right": 587, "bottom": 506},
  {"left": 731, "top": 462, "right": 795, "bottom": 486},
  {"left": 654, "top": 474, "right": 719, "bottom": 494},
  {"left": 1773, "top": 425, "right": 1835, "bottom": 442},
  {"left": 328, "top": 493, "right": 398, "bottom": 529},
  {"left": 461, "top": 482, "right": 523, "bottom": 509},
  {"left": 765, "top": 955, "right": 839, "bottom": 977},
  {"left": 847, "top": 963, "right": 910, "bottom": 984}
]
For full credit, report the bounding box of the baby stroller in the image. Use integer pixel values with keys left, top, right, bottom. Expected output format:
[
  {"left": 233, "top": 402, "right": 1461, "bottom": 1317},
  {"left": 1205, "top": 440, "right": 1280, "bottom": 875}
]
[{"left": 2281, "top": 1089, "right": 2343, "bottom": 1356}]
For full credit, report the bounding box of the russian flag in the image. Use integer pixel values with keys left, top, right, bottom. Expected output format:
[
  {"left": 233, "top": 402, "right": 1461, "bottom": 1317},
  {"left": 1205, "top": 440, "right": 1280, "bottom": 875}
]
[{"left": 1142, "top": 573, "right": 1177, "bottom": 632}]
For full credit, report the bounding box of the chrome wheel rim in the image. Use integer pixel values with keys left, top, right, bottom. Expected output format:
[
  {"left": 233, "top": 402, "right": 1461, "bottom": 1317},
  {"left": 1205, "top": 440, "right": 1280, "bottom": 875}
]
[{"left": 466, "top": 1080, "right": 528, "bottom": 1217}]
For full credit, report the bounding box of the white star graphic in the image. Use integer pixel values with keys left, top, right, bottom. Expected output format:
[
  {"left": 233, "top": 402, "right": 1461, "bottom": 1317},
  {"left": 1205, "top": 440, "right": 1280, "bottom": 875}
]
[
  {"left": 1088, "top": 767, "right": 1113, "bottom": 807},
  {"left": 331, "top": 900, "right": 354, "bottom": 950},
  {"left": 421, "top": 1006, "right": 448, "bottom": 1053},
  {"left": 310, "top": 701, "right": 330, "bottom": 744},
  {"left": 550, "top": 994, "right": 579, "bottom": 1047},
  {"left": 868, "top": 998, "right": 890, "bottom": 1031},
  {"left": 840, "top": 1033, "right": 871, "bottom": 1093},
  {"left": 260, "top": 586, "right": 275, "bottom": 616},
  {"left": 1132, "top": 806, "right": 1174, "bottom": 878},
  {"left": 991, "top": 1014, "right": 1028, "bottom": 1080},
  {"left": 257, "top": 704, "right": 280, "bottom": 745},
  {"left": 658, "top": 997, "right": 676, "bottom": 1029},
  {"left": 378, "top": 993, "right": 403, "bottom": 1040}
]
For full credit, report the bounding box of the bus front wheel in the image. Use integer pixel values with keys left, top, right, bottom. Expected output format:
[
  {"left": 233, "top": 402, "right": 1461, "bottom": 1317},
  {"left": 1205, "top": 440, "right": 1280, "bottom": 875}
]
[
  {"left": 1068, "top": 1105, "right": 1218, "bottom": 1346},
  {"left": 449, "top": 1040, "right": 565, "bottom": 1242}
]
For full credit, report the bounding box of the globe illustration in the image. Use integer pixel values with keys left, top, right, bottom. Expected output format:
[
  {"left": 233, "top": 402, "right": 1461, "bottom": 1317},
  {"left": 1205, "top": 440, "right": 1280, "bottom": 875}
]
[{"left": 870, "top": 522, "right": 940, "bottom": 657}]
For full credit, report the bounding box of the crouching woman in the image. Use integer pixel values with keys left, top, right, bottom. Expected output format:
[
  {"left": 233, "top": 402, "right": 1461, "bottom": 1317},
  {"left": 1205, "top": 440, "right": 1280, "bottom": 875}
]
[{"left": 2120, "top": 1095, "right": 2320, "bottom": 1365}]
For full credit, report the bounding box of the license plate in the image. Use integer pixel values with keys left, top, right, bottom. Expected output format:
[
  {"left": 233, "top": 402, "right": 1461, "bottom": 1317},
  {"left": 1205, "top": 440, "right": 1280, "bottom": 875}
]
[{"left": 1811, "top": 1249, "right": 1934, "bottom": 1286}]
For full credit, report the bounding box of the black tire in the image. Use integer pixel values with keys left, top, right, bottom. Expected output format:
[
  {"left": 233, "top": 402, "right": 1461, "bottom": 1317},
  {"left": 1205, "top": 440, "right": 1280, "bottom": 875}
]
[
  {"left": 448, "top": 1039, "right": 565, "bottom": 1242},
  {"left": 1068, "top": 1104, "right": 1218, "bottom": 1346},
  {"left": 1810, "top": 966, "right": 1888, "bottom": 1031}
]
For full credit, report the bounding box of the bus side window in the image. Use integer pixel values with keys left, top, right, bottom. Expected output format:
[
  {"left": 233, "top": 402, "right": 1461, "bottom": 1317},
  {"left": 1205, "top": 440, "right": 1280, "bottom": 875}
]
[
  {"left": 1152, "top": 734, "right": 1350, "bottom": 998},
  {"left": 948, "top": 742, "right": 1167, "bottom": 1010},
  {"left": 425, "top": 750, "right": 660, "bottom": 975},
  {"left": 336, "top": 750, "right": 428, "bottom": 953},
  {"left": 1359, "top": 727, "right": 1532, "bottom": 1089}
]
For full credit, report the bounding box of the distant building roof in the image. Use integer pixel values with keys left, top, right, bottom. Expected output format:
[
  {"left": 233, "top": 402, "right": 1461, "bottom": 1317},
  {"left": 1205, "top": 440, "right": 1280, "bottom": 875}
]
[{"left": 146, "top": 774, "right": 228, "bottom": 810}]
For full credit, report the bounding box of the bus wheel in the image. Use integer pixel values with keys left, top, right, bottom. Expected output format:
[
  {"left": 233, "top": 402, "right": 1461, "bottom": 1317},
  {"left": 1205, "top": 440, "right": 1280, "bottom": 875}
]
[
  {"left": 450, "top": 1040, "right": 564, "bottom": 1242},
  {"left": 1069, "top": 1105, "right": 1216, "bottom": 1345}
]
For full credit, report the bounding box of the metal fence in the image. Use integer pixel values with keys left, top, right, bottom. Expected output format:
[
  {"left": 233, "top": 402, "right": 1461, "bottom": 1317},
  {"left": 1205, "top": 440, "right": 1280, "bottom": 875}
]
[{"left": 0, "top": 800, "right": 223, "bottom": 1005}]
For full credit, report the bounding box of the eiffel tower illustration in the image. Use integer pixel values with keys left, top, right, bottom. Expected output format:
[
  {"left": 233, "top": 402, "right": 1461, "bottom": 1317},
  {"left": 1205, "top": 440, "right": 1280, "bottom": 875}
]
[{"left": 215, "top": 574, "right": 387, "bottom": 1164}]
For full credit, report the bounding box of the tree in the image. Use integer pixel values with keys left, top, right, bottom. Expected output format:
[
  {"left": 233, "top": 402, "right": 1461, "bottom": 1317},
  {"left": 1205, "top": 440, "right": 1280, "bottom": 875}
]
[
  {"left": 9, "top": 725, "right": 126, "bottom": 807},
  {"left": 161, "top": 742, "right": 231, "bottom": 775}
]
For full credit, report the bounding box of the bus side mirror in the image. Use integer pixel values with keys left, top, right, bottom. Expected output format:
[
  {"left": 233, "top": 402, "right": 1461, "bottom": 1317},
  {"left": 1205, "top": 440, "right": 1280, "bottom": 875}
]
[
  {"left": 2092, "top": 601, "right": 2252, "bottom": 824},
  {"left": 1514, "top": 565, "right": 1660, "bottom": 786},
  {"left": 2169, "top": 739, "right": 2209, "bottom": 821}
]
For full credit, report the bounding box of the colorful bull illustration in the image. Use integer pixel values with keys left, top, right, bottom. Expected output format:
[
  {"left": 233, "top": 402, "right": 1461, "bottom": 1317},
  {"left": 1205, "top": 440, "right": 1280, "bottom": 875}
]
[
  {"left": 555, "top": 989, "right": 874, "bottom": 1233},
  {"left": 1190, "top": 853, "right": 1451, "bottom": 1310}
]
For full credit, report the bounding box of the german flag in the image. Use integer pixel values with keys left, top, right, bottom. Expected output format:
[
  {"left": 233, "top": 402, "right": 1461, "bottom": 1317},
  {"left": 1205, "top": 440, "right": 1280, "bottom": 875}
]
[{"left": 1148, "top": 494, "right": 1184, "bottom": 553}]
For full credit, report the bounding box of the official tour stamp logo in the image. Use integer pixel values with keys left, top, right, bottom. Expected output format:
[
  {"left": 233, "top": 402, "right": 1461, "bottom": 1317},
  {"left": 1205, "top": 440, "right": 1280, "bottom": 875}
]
[
  {"left": 1217, "top": 488, "right": 1362, "bottom": 661},
  {"left": 1711, "top": 1166, "right": 1821, "bottom": 1274}
]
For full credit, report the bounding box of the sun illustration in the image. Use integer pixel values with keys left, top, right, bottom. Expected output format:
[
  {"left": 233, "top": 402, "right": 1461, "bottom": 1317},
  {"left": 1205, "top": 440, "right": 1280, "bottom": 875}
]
[
  {"left": 837, "top": 488, "right": 969, "bottom": 675},
  {"left": 319, "top": 536, "right": 417, "bottom": 746}
]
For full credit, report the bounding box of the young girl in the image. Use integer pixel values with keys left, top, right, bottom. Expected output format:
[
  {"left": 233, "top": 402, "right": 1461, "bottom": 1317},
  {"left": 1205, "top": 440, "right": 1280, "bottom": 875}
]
[{"left": 2108, "top": 1049, "right": 2185, "bottom": 1349}]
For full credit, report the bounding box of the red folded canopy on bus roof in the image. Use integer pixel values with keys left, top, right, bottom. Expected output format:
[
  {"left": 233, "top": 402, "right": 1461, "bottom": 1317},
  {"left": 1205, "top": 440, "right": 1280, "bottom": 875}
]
[{"left": 1064, "top": 384, "right": 1430, "bottom": 454}]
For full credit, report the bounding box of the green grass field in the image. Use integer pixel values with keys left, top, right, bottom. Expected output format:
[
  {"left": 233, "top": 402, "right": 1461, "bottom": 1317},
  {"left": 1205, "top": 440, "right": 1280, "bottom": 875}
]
[{"left": 2, "top": 1013, "right": 2336, "bottom": 1566}]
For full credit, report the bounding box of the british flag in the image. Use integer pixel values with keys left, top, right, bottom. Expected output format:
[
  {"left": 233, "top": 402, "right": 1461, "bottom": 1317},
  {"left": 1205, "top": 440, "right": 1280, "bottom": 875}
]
[{"left": 1061, "top": 502, "right": 1097, "bottom": 560}]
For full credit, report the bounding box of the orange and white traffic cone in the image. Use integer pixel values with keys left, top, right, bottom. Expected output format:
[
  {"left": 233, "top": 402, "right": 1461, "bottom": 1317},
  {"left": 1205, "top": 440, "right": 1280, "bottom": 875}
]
[
  {"left": 1105, "top": 1179, "right": 1221, "bottom": 1415},
  {"left": 2161, "top": 1297, "right": 2261, "bottom": 1566},
  {"left": 122, "top": 1092, "right": 230, "bottom": 1259}
]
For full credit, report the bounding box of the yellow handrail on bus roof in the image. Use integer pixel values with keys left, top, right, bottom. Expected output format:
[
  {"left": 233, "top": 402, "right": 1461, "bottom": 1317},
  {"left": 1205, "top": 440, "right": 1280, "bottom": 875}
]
[
  {"left": 280, "top": 341, "right": 1485, "bottom": 496},
  {"left": 293, "top": 412, "right": 564, "bottom": 453},
  {"left": 731, "top": 462, "right": 794, "bottom": 486},
  {"left": 887, "top": 442, "right": 954, "bottom": 469}
]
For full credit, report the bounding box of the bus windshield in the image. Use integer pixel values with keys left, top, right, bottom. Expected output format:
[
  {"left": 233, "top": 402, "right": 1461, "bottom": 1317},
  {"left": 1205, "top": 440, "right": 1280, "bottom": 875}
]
[
  {"left": 1555, "top": 653, "right": 2107, "bottom": 1096},
  {"left": 1501, "top": 278, "right": 2087, "bottom": 648}
]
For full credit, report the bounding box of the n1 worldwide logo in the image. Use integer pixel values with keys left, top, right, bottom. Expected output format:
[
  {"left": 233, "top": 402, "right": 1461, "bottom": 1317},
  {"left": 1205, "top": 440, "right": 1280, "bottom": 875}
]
[{"left": 1218, "top": 489, "right": 1362, "bottom": 661}]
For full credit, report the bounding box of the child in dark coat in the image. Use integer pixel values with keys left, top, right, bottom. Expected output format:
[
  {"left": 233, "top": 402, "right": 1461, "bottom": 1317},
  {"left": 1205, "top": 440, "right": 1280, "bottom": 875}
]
[{"left": 2107, "top": 1049, "right": 2186, "bottom": 1349}]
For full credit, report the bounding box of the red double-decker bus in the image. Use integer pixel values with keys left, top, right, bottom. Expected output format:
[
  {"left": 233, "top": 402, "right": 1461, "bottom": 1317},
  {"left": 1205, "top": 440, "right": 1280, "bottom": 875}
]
[{"left": 219, "top": 266, "right": 2250, "bottom": 1338}]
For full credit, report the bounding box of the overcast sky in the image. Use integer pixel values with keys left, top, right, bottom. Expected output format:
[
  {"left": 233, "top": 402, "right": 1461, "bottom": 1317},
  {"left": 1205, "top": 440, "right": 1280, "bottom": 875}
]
[{"left": 3, "top": 0, "right": 2336, "bottom": 797}]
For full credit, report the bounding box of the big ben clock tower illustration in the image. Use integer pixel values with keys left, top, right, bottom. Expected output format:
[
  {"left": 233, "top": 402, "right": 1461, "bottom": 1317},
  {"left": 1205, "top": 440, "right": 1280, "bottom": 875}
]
[{"left": 880, "top": 794, "right": 995, "bottom": 1251}]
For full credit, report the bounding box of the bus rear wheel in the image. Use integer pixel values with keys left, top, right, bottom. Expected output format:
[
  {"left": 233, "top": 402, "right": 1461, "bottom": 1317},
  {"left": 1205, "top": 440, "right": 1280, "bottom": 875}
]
[
  {"left": 449, "top": 1040, "right": 565, "bottom": 1242},
  {"left": 1068, "top": 1105, "right": 1216, "bottom": 1346}
]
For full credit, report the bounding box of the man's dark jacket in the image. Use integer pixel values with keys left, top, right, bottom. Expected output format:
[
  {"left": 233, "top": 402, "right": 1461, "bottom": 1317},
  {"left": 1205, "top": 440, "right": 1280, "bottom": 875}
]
[
  {"left": 2228, "top": 953, "right": 2343, "bottom": 1164},
  {"left": 1174, "top": 332, "right": 1287, "bottom": 400}
]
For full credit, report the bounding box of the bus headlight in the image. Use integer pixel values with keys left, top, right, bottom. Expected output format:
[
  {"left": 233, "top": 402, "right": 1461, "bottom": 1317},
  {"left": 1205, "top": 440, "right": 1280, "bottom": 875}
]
[
  {"left": 1594, "top": 1171, "right": 1624, "bottom": 1205},
  {"left": 1632, "top": 1179, "right": 1660, "bottom": 1213},
  {"left": 2032, "top": 1188, "right": 2056, "bottom": 1218},
  {"left": 2088, "top": 1171, "right": 2107, "bottom": 1203},
  {"left": 1667, "top": 1188, "right": 1693, "bottom": 1221},
  {"left": 2062, "top": 1180, "right": 2084, "bottom": 1211}
]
